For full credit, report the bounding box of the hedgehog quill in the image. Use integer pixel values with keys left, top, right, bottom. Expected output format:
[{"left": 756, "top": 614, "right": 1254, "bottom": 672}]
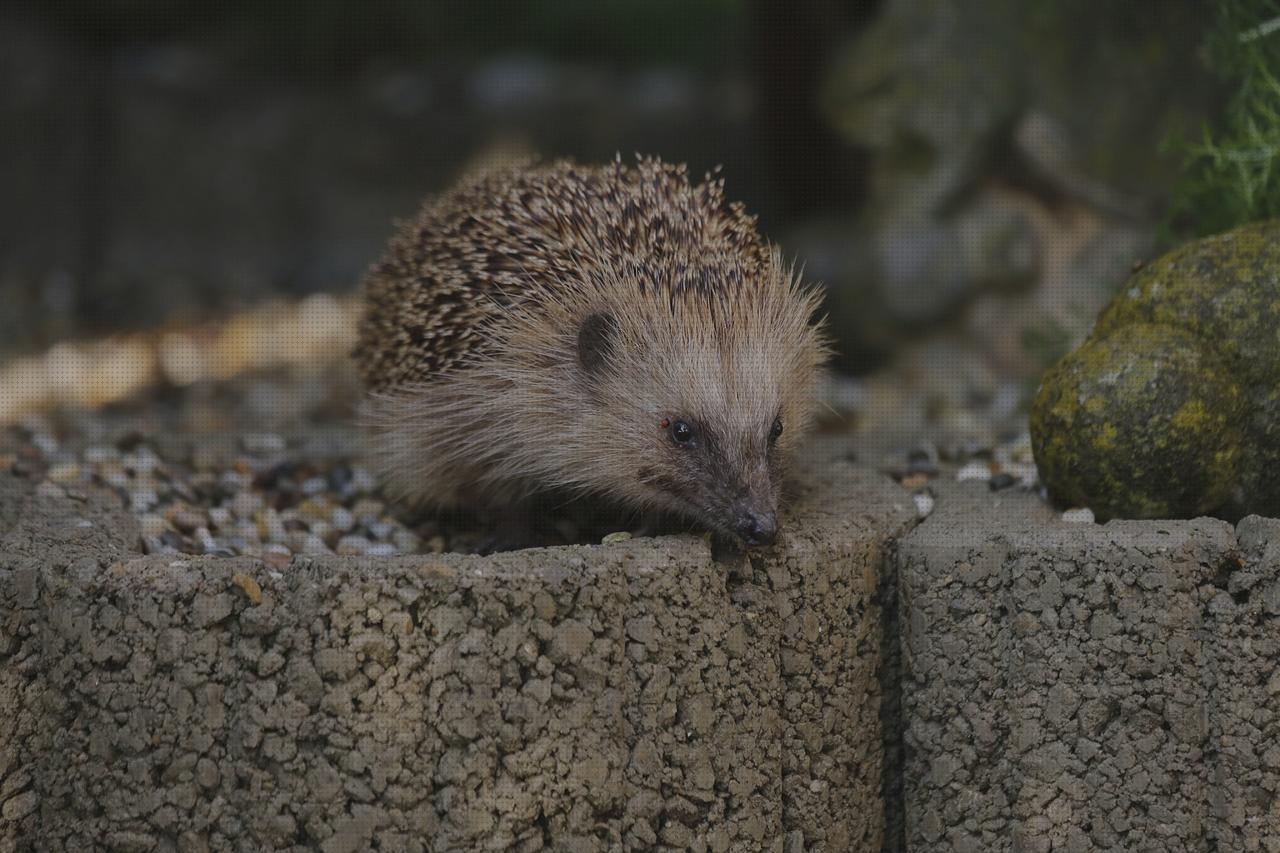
[{"left": 354, "top": 156, "right": 829, "bottom": 548}]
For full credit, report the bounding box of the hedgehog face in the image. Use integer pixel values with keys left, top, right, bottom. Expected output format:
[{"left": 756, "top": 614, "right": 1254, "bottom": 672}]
[
  {"left": 642, "top": 410, "right": 784, "bottom": 546},
  {"left": 572, "top": 290, "right": 824, "bottom": 547}
]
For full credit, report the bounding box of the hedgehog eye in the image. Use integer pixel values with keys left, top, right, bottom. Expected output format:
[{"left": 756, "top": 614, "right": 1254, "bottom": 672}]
[
  {"left": 769, "top": 416, "right": 783, "bottom": 444},
  {"left": 669, "top": 420, "right": 695, "bottom": 445}
]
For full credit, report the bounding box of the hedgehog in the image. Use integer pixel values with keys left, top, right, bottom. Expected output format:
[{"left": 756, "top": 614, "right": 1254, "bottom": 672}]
[{"left": 354, "top": 155, "right": 829, "bottom": 548}]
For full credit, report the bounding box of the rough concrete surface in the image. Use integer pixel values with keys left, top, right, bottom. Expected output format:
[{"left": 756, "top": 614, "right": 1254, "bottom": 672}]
[
  {"left": 0, "top": 457, "right": 915, "bottom": 852},
  {"left": 898, "top": 481, "right": 1280, "bottom": 852}
]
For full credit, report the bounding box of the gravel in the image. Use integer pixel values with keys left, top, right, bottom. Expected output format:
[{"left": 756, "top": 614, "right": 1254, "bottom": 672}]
[
  {"left": 1, "top": 371, "right": 479, "bottom": 557},
  {"left": 3, "top": 364, "right": 1051, "bottom": 562},
  {"left": 0, "top": 369, "right": 701, "bottom": 558}
]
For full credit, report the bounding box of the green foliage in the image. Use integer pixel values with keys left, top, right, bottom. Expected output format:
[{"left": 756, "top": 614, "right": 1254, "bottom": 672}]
[{"left": 1164, "top": 0, "right": 1280, "bottom": 238}]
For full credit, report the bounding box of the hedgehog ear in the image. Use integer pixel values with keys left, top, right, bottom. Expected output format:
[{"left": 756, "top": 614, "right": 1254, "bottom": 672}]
[{"left": 577, "top": 312, "right": 619, "bottom": 373}]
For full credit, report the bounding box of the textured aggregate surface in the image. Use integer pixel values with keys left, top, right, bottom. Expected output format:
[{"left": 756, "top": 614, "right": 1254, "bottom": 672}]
[
  {"left": 0, "top": 451, "right": 915, "bottom": 852},
  {"left": 898, "top": 480, "right": 1280, "bottom": 852}
]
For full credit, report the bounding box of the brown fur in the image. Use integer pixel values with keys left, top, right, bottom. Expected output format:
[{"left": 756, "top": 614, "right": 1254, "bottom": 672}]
[{"left": 355, "top": 155, "right": 829, "bottom": 542}]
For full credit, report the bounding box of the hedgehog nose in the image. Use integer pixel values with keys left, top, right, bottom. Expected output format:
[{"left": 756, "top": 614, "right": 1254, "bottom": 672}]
[{"left": 736, "top": 511, "right": 777, "bottom": 546}]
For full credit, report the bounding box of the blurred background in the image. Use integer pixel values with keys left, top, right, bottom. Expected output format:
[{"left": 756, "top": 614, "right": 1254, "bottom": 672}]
[{"left": 0, "top": 0, "right": 1264, "bottom": 542}]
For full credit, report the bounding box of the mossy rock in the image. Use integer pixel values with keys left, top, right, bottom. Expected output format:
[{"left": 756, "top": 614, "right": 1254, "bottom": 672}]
[{"left": 1031, "top": 220, "right": 1280, "bottom": 520}]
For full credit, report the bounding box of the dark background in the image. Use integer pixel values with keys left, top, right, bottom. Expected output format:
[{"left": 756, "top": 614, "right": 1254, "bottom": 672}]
[{"left": 0, "top": 0, "right": 1221, "bottom": 386}]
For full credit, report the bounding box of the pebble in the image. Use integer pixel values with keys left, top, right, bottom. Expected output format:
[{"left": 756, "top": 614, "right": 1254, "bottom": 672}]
[
  {"left": 350, "top": 468, "right": 377, "bottom": 494},
  {"left": 1062, "top": 508, "right": 1095, "bottom": 524},
  {"left": 297, "top": 498, "right": 331, "bottom": 522},
  {"left": 366, "top": 543, "right": 398, "bottom": 557},
  {"left": 123, "top": 447, "right": 161, "bottom": 475},
  {"left": 139, "top": 514, "right": 169, "bottom": 538},
  {"left": 159, "top": 529, "right": 188, "bottom": 551},
  {"left": 899, "top": 471, "right": 932, "bottom": 490},
  {"left": 367, "top": 521, "right": 396, "bottom": 541},
  {"left": 331, "top": 507, "right": 356, "bottom": 533},
  {"left": 988, "top": 472, "right": 1017, "bottom": 491},
  {"left": 194, "top": 527, "right": 218, "bottom": 554},
  {"left": 601, "top": 531, "right": 633, "bottom": 544},
  {"left": 100, "top": 464, "right": 131, "bottom": 489},
  {"left": 231, "top": 572, "right": 262, "bottom": 605},
  {"left": 301, "top": 535, "right": 332, "bottom": 555},
  {"left": 1003, "top": 461, "right": 1040, "bottom": 488},
  {"left": 83, "top": 445, "right": 119, "bottom": 464},
  {"left": 46, "top": 462, "right": 81, "bottom": 483},
  {"left": 30, "top": 433, "right": 59, "bottom": 455},
  {"left": 309, "top": 520, "right": 335, "bottom": 542},
  {"left": 143, "top": 536, "right": 178, "bottom": 556},
  {"left": 261, "top": 544, "right": 292, "bottom": 570},
  {"left": 336, "top": 535, "right": 373, "bottom": 556},
  {"left": 393, "top": 529, "right": 421, "bottom": 552},
  {"left": 35, "top": 480, "right": 65, "bottom": 499},
  {"left": 229, "top": 491, "right": 264, "bottom": 519},
  {"left": 167, "top": 505, "right": 207, "bottom": 534},
  {"left": 351, "top": 499, "right": 385, "bottom": 521},
  {"left": 956, "top": 461, "right": 992, "bottom": 482},
  {"left": 131, "top": 490, "right": 160, "bottom": 513},
  {"left": 300, "top": 476, "right": 328, "bottom": 496},
  {"left": 241, "top": 433, "right": 286, "bottom": 454},
  {"left": 913, "top": 492, "right": 935, "bottom": 519},
  {"left": 257, "top": 508, "right": 288, "bottom": 543}
]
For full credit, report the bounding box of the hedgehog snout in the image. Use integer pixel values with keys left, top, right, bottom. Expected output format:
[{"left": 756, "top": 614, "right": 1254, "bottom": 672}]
[{"left": 734, "top": 508, "right": 777, "bottom": 547}]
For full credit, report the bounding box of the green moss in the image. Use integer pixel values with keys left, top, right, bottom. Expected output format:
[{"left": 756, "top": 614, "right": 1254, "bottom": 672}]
[
  {"left": 1032, "top": 220, "right": 1280, "bottom": 520},
  {"left": 1031, "top": 324, "right": 1245, "bottom": 520},
  {"left": 1095, "top": 219, "right": 1280, "bottom": 378}
]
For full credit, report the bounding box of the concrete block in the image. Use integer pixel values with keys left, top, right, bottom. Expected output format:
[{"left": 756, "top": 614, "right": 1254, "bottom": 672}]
[
  {"left": 0, "top": 458, "right": 914, "bottom": 852},
  {"left": 897, "top": 481, "right": 1279, "bottom": 852},
  {"left": 1206, "top": 517, "right": 1280, "bottom": 852}
]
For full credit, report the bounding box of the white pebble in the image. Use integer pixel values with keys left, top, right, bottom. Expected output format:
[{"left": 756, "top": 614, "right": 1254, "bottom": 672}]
[
  {"left": 219, "top": 470, "right": 251, "bottom": 491},
  {"left": 1004, "top": 462, "right": 1040, "bottom": 488},
  {"left": 208, "top": 507, "right": 232, "bottom": 529},
  {"left": 301, "top": 476, "right": 328, "bottom": 496},
  {"left": 366, "top": 543, "right": 398, "bottom": 557},
  {"left": 913, "top": 492, "right": 935, "bottom": 519},
  {"left": 31, "top": 434, "right": 59, "bottom": 455},
  {"left": 956, "top": 461, "right": 991, "bottom": 482},
  {"left": 331, "top": 507, "right": 356, "bottom": 532},
  {"left": 84, "top": 445, "right": 119, "bottom": 464},
  {"left": 1062, "top": 508, "right": 1095, "bottom": 524},
  {"left": 367, "top": 521, "right": 395, "bottom": 541},
  {"left": 131, "top": 490, "right": 160, "bottom": 513},
  {"left": 124, "top": 447, "right": 160, "bottom": 475}
]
